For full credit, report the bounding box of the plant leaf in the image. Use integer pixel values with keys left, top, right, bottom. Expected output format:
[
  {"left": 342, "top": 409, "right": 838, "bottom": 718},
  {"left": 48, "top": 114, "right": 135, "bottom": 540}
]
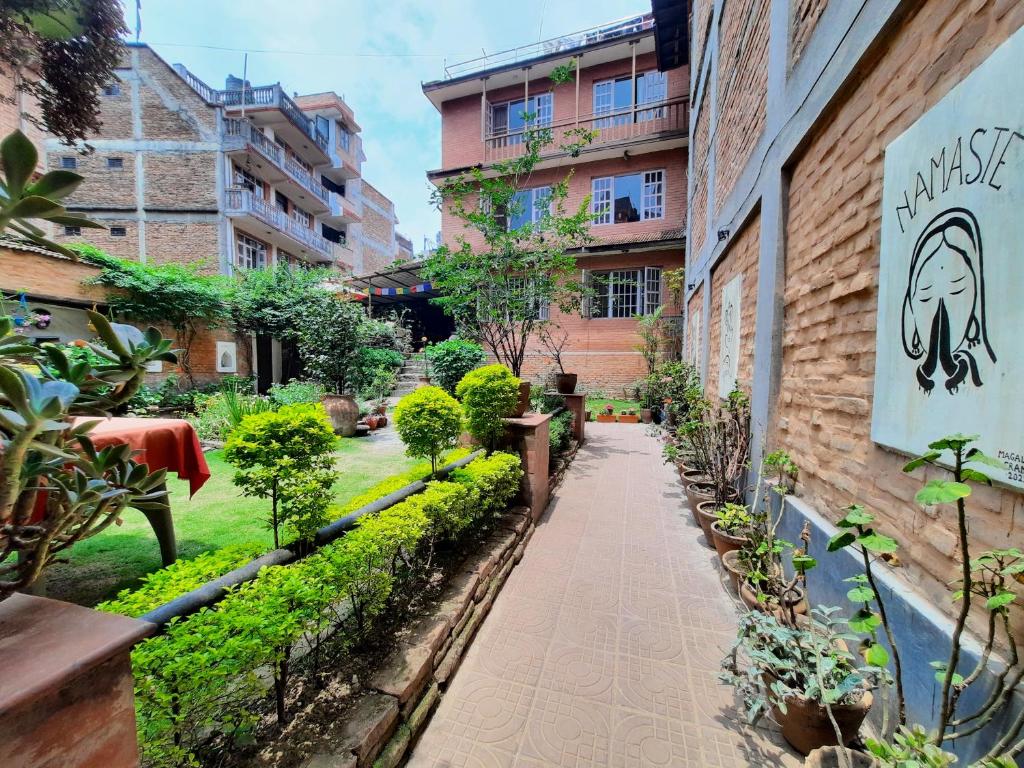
[
  {"left": 847, "top": 585, "right": 875, "bottom": 602},
  {"left": 859, "top": 531, "right": 899, "bottom": 554},
  {"left": 865, "top": 643, "right": 890, "bottom": 667},
  {"left": 1, "top": 130, "right": 37, "bottom": 196},
  {"left": 827, "top": 530, "right": 856, "bottom": 552},
  {"left": 915, "top": 480, "right": 971, "bottom": 506},
  {"left": 986, "top": 591, "right": 1016, "bottom": 611},
  {"left": 27, "top": 170, "right": 83, "bottom": 200}
]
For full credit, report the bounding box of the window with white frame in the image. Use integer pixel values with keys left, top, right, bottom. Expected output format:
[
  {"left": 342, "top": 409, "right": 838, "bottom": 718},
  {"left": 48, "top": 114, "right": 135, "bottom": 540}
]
[
  {"left": 489, "top": 93, "right": 553, "bottom": 145},
  {"left": 593, "top": 70, "right": 668, "bottom": 126},
  {"left": 591, "top": 170, "right": 664, "bottom": 224},
  {"left": 508, "top": 186, "right": 552, "bottom": 231},
  {"left": 588, "top": 266, "right": 663, "bottom": 318},
  {"left": 235, "top": 232, "right": 267, "bottom": 270},
  {"left": 233, "top": 165, "right": 260, "bottom": 194},
  {"left": 506, "top": 276, "right": 549, "bottom": 320},
  {"left": 291, "top": 205, "right": 312, "bottom": 228}
]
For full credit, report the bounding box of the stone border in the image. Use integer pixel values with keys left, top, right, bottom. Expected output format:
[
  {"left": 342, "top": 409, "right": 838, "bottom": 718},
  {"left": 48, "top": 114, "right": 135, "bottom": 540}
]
[{"left": 302, "top": 504, "right": 536, "bottom": 768}]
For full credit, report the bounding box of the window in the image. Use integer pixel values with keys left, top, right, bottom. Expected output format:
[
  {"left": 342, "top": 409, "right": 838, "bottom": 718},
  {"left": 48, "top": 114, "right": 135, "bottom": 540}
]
[
  {"left": 507, "top": 186, "right": 552, "bottom": 231},
  {"left": 338, "top": 124, "right": 351, "bottom": 152},
  {"left": 109, "top": 226, "right": 127, "bottom": 237},
  {"left": 593, "top": 70, "right": 668, "bottom": 126},
  {"left": 489, "top": 93, "right": 553, "bottom": 145},
  {"left": 233, "top": 165, "right": 260, "bottom": 194},
  {"left": 591, "top": 170, "right": 664, "bottom": 224},
  {"left": 506, "top": 277, "right": 549, "bottom": 320},
  {"left": 60, "top": 157, "right": 77, "bottom": 169},
  {"left": 63, "top": 225, "right": 81, "bottom": 237},
  {"left": 275, "top": 191, "right": 289, "bottom": 213},
  {"left": 291, "top": 205, "right": 312, "bottom": 228},
  {"left": 315, "top": 115, "right": 330, "bottom": 142},
  {"left": 235, "top": 233, "right": 267, "bottom": 270},
  {"left": 102, "top": 83, "right": 121, "bottom": 96},
  {"left": 107, "top": 157, "right": 124, "bottom": 169},
  {"left": 588, "top": 266, "right": 663, "bottom": 318}
]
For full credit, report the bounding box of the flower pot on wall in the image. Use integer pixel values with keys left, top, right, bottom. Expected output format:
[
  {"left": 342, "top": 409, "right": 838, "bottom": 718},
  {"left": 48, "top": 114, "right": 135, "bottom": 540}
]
[
  {"left": 774, "top": 692, "right": 873, "bottom": 756},
  {"left": 511, "top": 381, "right": 531, "bottom": 417},
  {"left": 321, "top": 394, "right": 359, "bottom": 437},
  {"left": 554, "top": 373, "right": 577, "bottom": 394}
]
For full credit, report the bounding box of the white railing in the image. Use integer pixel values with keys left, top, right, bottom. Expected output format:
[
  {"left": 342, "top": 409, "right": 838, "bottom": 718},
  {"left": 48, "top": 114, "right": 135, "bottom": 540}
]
[
  {"left": 483, "top": 97, "right": 687, "bottom": 163},
  {"left": 223, "top": 119, "right": 330, "bottom": 205},
  {"left": 444, "top": 14, "right": 654, "bottom": 79},
  {"left": 225, "top": 187, "right": 332, "bottom": 258}
]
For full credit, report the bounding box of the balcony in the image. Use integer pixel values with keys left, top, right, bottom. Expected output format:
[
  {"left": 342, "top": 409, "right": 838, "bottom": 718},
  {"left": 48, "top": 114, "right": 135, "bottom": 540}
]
[
  {"left": 176, "top": 65, "right": 330, "bottom": 165},
  {"left": 225, "top": 187, "right": 333, "bottom": 262},
  {"left": 483, "top": 96, "right": 688, "bottom": 165},
  {"left": 323, "top": 189, "right": 362, "bottom": 226},
  {"left": 223, "top": 119, "right": 330, "bottom": 212}
]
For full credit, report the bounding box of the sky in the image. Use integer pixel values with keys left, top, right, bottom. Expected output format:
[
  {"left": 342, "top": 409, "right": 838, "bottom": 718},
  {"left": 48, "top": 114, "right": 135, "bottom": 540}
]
[{"left": 129, "top": 0, "right": 647, "bottom": 254}]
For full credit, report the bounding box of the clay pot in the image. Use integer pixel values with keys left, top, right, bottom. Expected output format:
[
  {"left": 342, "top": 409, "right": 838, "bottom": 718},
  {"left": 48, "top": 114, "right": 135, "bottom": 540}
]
[
  {"left": 774, "top": 691, "right": 873, "bottom": 756},
  {"left": 685, "top": 480, "right": 715, "bottom": 513},
  {"left": 710, "top": 520, "right": 750, "bottom": 560},
  {"left": 554, "top": 372, "right": 578, "bottom": 394},
  {"left": 695, "top": 500, "right": 722, "bottom": 543},
  {"left": 321, "top": 393, "right": 359, "bottom": 437},
  {"left": 376, "top": 414, "right": 388, "bottom": 428},
  {"left": 641, "top": 408, "right": 653, "bottom": 424},
  {"left": 740, "top": 581, "right": 809, "bottom": 620},
  {"left": 374, "top": 404, "right": 387, "bottom": 415},
  {"left": 804, "top": 746, "right": 878, "bottom": 768},
  {"left": 721, "top": 549, "right": 747, "bottom": 593},
  {"left": 365, "top": 414, "right": 380, "bottom": 430},
  {"left": 512, "top": 381, "right": 531, "bottom": 417}
]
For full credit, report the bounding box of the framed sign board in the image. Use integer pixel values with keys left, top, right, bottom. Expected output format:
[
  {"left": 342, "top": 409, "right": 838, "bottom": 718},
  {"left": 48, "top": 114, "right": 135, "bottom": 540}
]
[
  {"left": 718, "top": 275, "right": 741, "bottom": 399},
  {"left": 873, "top": 27, "right": 1024, "bottom": 489}
]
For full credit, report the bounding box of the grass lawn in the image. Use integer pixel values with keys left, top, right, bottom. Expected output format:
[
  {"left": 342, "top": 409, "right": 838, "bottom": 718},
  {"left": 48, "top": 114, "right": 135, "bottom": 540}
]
[
  {"left": 45, "top": 434, "right": 428, "bottom": 608},
  {"left": 585, "top": 396, "right": 642, "bottom": 415}
]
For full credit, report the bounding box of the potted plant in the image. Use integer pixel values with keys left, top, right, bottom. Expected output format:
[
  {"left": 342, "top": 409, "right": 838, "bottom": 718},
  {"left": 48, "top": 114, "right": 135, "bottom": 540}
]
[
  {"left": 721, "top": 607, "right": 874, "bottom": 756},
  {"left": 538, "top": 323, "right": 577, "bottom": 394},
  {"left": 618, "top": 408, "right": 639, "bottom": 424},
  {"left": 710, "top": 502, "right": 753, "bottom": 561},
  {"left": 596, "top": 403, "right": 616, "bottom": 423}
]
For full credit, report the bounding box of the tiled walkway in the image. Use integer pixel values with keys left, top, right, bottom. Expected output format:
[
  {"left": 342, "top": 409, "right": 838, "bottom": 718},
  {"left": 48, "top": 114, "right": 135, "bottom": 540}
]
[{"left": 407, "top": 423, "right": 799, "bottom": 767}]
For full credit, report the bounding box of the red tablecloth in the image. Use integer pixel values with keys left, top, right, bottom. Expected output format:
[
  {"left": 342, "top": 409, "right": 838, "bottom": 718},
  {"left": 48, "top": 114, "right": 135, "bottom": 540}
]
[{"left": 72, "top": 417, "right": 211, "bottom": 496}]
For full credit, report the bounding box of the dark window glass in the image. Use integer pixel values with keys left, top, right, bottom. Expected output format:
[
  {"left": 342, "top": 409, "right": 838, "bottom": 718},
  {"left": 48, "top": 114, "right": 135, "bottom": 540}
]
[
  {"left": 107, "top": 157, "right": 124, "bottom": 169},
  {"left": 60, "top": 157, "right": 77, "bottom": 169},
  {"left": 613, "top": 174, "right": 642, "bottom": 223},
  {"left": 110, "top": 226, "right": 127, "bottom": 237}
]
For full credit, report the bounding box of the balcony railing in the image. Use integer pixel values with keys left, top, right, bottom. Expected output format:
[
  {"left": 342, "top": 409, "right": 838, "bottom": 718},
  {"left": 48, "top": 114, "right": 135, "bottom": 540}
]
[
  {"left": 223, "top": 119, "right": 330, "bottom": 205},
  {"left": 444, "top": 13, "right": 654, "bottom": 79},
  {"left": 483, "top": 97, "right": 687, "bottom": 164},
  {"left": 225, "top": 187, "right": 332, "bottom": 259},
  {"left": 176, "top": 65, "right": 328, "bottom": 152}
]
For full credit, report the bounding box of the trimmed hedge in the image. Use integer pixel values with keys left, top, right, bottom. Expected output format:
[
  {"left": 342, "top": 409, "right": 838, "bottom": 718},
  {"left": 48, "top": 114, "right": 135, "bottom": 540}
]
[{"left": 115, "top": 451, "right": 523, "bottom": 768}]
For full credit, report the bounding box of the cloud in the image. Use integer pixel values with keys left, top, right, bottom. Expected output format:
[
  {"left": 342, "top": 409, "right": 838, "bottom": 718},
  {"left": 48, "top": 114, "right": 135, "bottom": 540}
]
[{"left": 139, "top": 0, "right": 643, "bottom": 253}]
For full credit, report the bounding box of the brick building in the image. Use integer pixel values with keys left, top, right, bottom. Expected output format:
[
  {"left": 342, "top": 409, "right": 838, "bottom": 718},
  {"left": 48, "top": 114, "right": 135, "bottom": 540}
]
[
  {"left": 682, "top": 0, "right": 1024, "bottom": 756},
  {"left": 422, "top": 14, "right": 689, "bottom": 393}
]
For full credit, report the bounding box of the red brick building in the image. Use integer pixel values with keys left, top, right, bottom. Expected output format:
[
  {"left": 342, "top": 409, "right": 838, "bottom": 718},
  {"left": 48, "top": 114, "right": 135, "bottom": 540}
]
[{"left": 422, "top": 14, "right": 689, "bottom": 393}]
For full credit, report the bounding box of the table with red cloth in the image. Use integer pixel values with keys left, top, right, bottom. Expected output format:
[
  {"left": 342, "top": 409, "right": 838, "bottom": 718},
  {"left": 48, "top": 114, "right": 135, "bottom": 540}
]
[{"left": 72, "top": 417, "right": 210, "bottom": 565}]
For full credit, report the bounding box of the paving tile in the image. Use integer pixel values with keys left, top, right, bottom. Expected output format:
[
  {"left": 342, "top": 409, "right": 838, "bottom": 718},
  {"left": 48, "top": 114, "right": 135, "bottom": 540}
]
[{"left": 405, "top": 424, "right": 798, "bottom": 767}]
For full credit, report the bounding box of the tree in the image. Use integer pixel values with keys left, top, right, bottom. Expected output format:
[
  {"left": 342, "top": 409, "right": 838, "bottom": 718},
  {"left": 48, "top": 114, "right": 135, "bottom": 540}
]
[
  {"left": 295, "top": 294, "right": 367, "bottom": 394},
  {"left": 423, "top": 80, "right": 596, "bottom": 378},
  {"left": 76, "top": 245, "right": 231, "bottom": 386},
  {"left": 223, "top": 403, "right": 338, "bottom": 548},
  {"left": 393, "top": 386, "right": 463, "bottom": 477},
  {"left": 425, "top": 339, "right": 486, "bottom": 395},
  {"left": 456, "top": 364, "right": 520, "bottom": 452},
  {"left": 0, "top": 0, "right": 127, "bottom": 145}
]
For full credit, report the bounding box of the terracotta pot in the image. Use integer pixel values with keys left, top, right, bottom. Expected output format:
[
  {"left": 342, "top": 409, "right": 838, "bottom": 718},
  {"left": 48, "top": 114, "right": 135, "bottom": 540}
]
[
  {"left": 554, "top": 372, "right": 578, "bottom": 394},
  {"left": 695, "top": 500, "right": 722, "bottom": 543},
  {"left": 321, "top": 393, "right": 359, "bottom": 437},
  {"left": 596, "top": 413, "right": 616, "bottom": 423},
  {"left": 740, "top": 581, "right": 809, "bottom": 620},
  {"left": 618, "top": 414, "right": 639, "bottom": 424},
  {"left": 710, "top": 520, "right": 750, "bottom": 560},
  {"left": 721, "top": 549, "right": 747, "bottom": 594},
  {"left": 376, "top": 414, "right": 388, "bottom": 428},
  {"left": 365, "top": 414, "right": 380, "bottom": 430},
  {"left": 804, "top": 747, "right": 878, "bottom": 768},
  {"left": 512, "top": 381, "right": 531, "bottom": 417},
  {"left": 685, "top": 480, "right": 715, "bottom": 514},
  {"left": 774, "top": 692, "right": 873, "bottom": 756},
  {"left": 417, "top": 375, "right": 431, "bottom": 387},
  {"left": 641, "top": 408, "right": 653, "bottom": 424},
  {"left": 374, "top": 404, "right": 387, "bottom": 415}
]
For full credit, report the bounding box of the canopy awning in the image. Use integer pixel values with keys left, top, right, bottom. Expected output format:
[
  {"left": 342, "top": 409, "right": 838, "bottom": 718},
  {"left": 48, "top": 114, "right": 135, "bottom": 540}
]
[{"left": 347, "top": 261, "right": 439, "bottom": 304}]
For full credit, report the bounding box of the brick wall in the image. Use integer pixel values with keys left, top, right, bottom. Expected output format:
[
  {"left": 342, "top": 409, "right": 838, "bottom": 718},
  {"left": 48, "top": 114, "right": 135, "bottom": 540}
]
[
  {"left": 790, "top": 0, "right": 829, "bottom": 67},
  {"left": 690, "top": 88, "right": 711, "bottom": 260},
  {"left": 692, "top": 0, "right": 715, "bottom": 75},
  {"left": 52, "top": 151, "right": 136, "bottom": 209},
  {"left": 714, "top": 0, "right": 770, "bottom": 213},
  {"left": 94, "top": 76, "right": 134, "bottom": 139},
  {"left": 143, "top": 153, "right": 218, "bottom": 209},
  {"left": 705, "top": 212, "right": 759, "bottom": 395},
  {"left": 147, "top": 222, "right": 220, "bottom": 269},
  {"left": 776, "top": 0, "right": 1024, "bottom": 620},
  {"left": 54, "top": 219, "right": 141, "bottom": 260}
]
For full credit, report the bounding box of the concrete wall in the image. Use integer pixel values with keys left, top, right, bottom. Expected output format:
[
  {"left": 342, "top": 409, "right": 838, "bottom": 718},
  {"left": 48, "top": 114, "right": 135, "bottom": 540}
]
[{"left": 686, "top": 0, "right": 1024, "bottom": 760}]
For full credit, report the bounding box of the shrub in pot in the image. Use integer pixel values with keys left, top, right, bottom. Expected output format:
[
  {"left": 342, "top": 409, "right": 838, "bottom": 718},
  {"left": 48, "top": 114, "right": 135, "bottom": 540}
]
[
  {"left": 710, "top": 502, "right": 753, "bottom": 560},
  {"left": 721, "top": 607, "right": 874, "bottom": 756},
  {"left": 538, "top": 323, "right": 577, "bottom": 394}
]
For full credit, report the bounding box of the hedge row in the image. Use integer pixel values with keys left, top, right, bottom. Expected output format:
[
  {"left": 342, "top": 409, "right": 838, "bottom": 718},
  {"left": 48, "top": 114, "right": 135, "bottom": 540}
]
[{"left": 116, "top": 451, "right": 522, "bottom": 768}]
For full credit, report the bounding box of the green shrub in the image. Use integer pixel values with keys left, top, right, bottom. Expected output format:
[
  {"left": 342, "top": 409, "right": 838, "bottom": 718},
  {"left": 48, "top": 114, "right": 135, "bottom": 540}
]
[
  {"left": 394, "top": 386, "right": 463, "bottom": 475},
  {"left": 352, "top": 346, "right": 404, "bottom": 395},
  {"left": 224, "top": 403, "right": 338, "bottom": 547},
  {"left": 268, "top": 379, "right": 325, "bottom": 406},
  {"left": 426, "top": 339, "right": 486, "bottom": 394},
  {"left": 456, "top": 364, "right": 520, "bottom": 451},
  {"left": 451, "top": 451, "right": 523, "bottom": 518},
  {"left": 97, "top": 544, "right": 265, "bottom": 618},
  {"left": 190, "top": 387, "right": 274, "bottom": 442},
  {"left": 548, "top": 410, "right": 573, "bottom": 457},
  {"left": 408, "top": 480, "right": 478, "bottom": 544}
]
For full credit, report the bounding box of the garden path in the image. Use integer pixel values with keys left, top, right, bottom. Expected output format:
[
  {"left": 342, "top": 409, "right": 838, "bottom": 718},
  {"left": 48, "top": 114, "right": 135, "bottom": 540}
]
[{"left": 406, "top": 422, "right": 800, "bottom": 767}]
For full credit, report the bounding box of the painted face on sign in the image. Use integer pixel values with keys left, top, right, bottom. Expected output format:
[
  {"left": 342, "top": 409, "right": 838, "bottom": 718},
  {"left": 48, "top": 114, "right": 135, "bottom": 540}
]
[{"left": 901, "top": 208, "right": 996, "bottom": 395}]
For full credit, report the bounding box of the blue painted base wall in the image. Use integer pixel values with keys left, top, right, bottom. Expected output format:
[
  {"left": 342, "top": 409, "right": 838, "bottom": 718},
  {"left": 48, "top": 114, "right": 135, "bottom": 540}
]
[{"left": 776, "top": 494, "right": 1023, "bottom": 765}]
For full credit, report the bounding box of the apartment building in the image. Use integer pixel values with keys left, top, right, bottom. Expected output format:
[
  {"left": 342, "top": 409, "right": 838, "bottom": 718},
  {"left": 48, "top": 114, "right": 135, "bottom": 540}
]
[
  {"left": 46, "top": 43, "right": 408, "bottom": 277},
  {"left": 684, "top": 0, "right": 1024, "bottom": 757},
  {"left": 422, "top": 13, "right": 689, "bottom": 391}
]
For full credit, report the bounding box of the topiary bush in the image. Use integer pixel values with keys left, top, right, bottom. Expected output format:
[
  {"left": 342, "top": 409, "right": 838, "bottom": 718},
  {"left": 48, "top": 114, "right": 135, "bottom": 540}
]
[
  {"left": 224, "top": 403, "right": 338, "bottom": 547},
  {"left": 456, "top": 364, "right": 520, "bottom": 451},
  {"left": 451, "top": 451, "right": 523, "bottom": 518},
  {"left": 426, "top": 339, "right": 486, "bottom": 395},
  {"left": 393, "top": 386, "right": 463, "bottom": 476}
]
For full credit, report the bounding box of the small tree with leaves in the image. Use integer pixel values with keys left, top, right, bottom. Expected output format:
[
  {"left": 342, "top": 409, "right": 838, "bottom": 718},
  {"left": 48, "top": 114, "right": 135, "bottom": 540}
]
[
  {"left": 424, "top": 71, "right": 596, "bottom": 378},
  {"left": 393, "top": 386, "right": 463, "bottom": 477}
]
